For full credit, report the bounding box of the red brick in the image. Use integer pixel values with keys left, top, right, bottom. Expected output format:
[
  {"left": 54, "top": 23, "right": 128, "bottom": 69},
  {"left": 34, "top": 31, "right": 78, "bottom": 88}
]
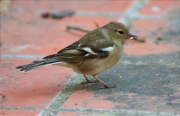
[
  {"left": 125, "top": 19, "right": 179, "bottom": 55},
  {"left": 63, "top": 90, "right": 180, "bottom": 114},
  {"left": 0, "top": 110, "right": 40, "bottom": 116},
  {"left": 0, "top": 58, "right": 75, "bottom": 108},
  {"left": 63, "top": 90, "right": 116, "bottom": 109},
  {"left": 11, "top": 0, "right": 134, "bottom": 13},
  {"left": 125, "top": 41, "right": 178, "bottom": 56},
  {"left": 140, "top": 0, "right": 179, "bottom": 15}
]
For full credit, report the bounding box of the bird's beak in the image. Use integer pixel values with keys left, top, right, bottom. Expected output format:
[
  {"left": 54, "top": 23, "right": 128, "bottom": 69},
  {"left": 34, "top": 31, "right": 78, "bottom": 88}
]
[{"left": 126, "top": 32, "right": 138, "bottom": 40}]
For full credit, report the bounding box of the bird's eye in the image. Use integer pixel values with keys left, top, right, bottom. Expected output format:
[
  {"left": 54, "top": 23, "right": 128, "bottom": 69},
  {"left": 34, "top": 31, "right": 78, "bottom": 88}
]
[{"left": 118, "top": 30, "right": 124, "bottom": 34}]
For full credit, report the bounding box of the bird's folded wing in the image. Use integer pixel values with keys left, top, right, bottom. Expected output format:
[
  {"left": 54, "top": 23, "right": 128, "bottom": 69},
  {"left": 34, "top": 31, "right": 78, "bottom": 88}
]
[{"left": 43, "top": 39, "right": 114, "bottom": 60}]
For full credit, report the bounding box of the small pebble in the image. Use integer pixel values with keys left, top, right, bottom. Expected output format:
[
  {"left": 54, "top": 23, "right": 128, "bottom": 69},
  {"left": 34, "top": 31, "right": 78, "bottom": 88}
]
[
  {"left": 41, "top": 12, "right": 50, "bottom": 18},
  {"left": 157, "top": 36, "right": 163, "bottom": 40}
]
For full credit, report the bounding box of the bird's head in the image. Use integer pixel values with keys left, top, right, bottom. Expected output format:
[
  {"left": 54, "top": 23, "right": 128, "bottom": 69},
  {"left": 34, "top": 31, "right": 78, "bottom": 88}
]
[{"left": 104, "top": 22, "right": 138, "bottom": 45}]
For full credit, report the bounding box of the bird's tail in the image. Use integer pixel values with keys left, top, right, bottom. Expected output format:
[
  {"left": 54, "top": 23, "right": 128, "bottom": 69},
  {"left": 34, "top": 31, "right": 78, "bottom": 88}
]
[{"left": 16, "top": 59, "right": 60, "bottom": 72}]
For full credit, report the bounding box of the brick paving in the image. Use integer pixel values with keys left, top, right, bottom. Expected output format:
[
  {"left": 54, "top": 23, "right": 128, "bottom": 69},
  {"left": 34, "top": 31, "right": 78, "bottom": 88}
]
[{"left": 0, "top": 0, "right": 180, "bottom": 116}]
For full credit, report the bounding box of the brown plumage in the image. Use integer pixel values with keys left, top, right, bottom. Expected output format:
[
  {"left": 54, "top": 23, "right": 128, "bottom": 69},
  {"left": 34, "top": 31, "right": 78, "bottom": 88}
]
[{"left": 16, "top": 22, "right": 138, "bottom": 88}]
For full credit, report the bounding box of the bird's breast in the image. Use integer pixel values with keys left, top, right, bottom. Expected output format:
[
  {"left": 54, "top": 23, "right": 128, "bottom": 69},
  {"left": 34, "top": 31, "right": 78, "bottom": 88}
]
[{"left": 73, "top": 45, "right": 123, "bottom": 75}]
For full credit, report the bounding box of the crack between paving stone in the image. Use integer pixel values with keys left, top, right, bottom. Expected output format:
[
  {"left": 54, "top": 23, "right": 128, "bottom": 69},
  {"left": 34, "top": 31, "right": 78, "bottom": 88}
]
[
  {"left": 0, "top": 106, "right": 43, "bottom": 110},
  {"left": 39, "top": 74, "right": 84, "bottom": 116},
  {"left": 75, "top": 11, "right": 124, "bottom": 17},
  {"left": 4, "top": 8, "right": 178, "bottom": 20},
  {"left": 58, "top": 108, "right": 180, "bottom": 116},
  {"left": 0, "top": 54, "right": 43, "bottom": 60},
  {"left": 139, "top": 15, "right": 180, "bottom": 20}
]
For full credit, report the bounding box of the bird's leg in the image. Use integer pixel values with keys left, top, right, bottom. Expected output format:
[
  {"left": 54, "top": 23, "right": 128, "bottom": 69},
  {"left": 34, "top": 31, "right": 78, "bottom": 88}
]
[
  {"left": 93, "top": 75, "right": 116, "bottom": 89},
  {"left": 83, "top": 74, "right": 91, "bottom": 83},
  {"left": 81, "top": 74, "right": 97, "bottom": 85}
]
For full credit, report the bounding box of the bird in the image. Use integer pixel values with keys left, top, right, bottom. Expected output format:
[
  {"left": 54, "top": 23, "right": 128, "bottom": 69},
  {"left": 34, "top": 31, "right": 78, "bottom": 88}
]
[{"left": 16, "top": 22, "right": 138, "bottom": 89}]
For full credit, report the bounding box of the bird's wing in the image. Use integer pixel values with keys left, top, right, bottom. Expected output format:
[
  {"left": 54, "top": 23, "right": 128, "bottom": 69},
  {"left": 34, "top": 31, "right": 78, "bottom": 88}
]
[{"left": 43, "top": 39, "right": 115, "bottom": 60}]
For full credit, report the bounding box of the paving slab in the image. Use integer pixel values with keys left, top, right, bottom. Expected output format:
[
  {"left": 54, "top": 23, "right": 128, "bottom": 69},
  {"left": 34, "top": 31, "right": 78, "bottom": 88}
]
[
  {"left": 10, "top": 0, "right": 134, "bottom": 13},
  {"left": 140, "top": 0, "right": 179, "bottom": 15},
  {"left": 125, "top": 18, "right": 179, "bottom": 55},
  {"left": 0, "top": 110, "right": 40, "bottom": 116},
  {"left": 0, "top": 58, "right": 74, "bottom": 108}
]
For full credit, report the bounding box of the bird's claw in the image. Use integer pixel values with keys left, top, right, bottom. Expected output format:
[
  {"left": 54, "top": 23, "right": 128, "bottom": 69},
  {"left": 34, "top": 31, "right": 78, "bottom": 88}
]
[{"left": 81, "top": 80, "right": 98, "bottom": 85}]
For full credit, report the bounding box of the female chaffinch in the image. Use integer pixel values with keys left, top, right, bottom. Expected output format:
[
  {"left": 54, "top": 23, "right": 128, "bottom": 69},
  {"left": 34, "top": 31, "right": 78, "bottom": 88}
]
[{"left": 17, "top": 22, "right": 138, "bottom": 88}]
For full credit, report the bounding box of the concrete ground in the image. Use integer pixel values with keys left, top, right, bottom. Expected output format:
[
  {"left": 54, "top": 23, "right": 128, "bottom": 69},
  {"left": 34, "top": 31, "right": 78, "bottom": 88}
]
[{"left": 0, "top": 0, "right": 180, "bottom": 116}]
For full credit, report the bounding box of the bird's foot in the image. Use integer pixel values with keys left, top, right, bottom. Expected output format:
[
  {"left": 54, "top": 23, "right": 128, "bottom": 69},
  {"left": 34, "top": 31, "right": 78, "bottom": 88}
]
[{"left": 81, "top": 80, "right": 98, "bottom": 85}]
